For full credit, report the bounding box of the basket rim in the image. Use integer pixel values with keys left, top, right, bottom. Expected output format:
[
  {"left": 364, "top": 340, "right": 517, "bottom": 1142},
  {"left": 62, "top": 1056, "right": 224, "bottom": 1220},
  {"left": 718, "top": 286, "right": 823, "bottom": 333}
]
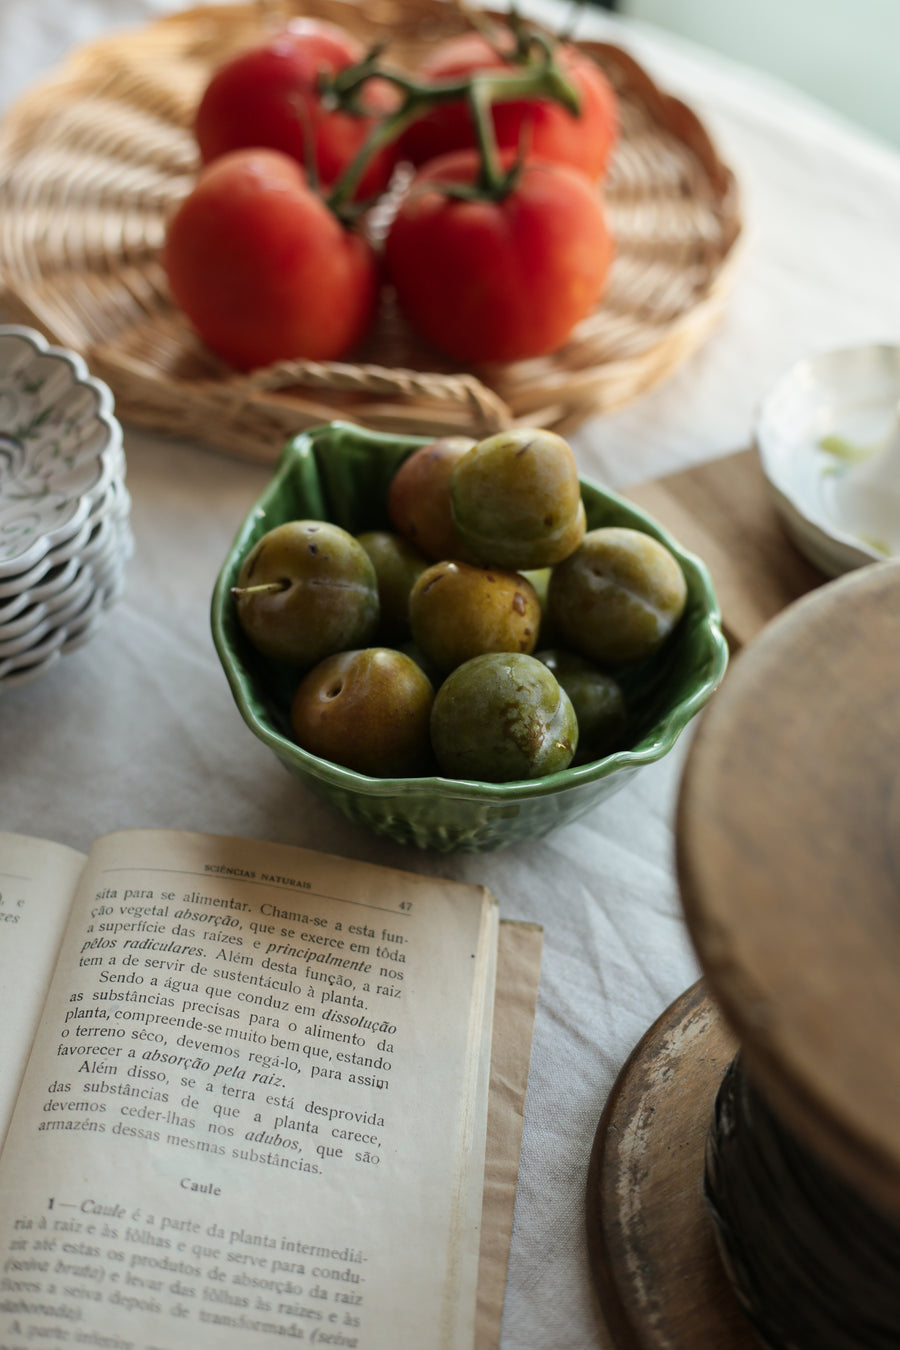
[{"left": 0, "top": 0, "right": 745, "bottom": 454}]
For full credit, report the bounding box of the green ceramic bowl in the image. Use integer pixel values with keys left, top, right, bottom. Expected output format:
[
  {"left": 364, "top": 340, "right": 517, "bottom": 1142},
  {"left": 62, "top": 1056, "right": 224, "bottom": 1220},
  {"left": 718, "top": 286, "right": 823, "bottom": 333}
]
[{"left": 211, "top": 421, "right": 728, "bottom": 852}]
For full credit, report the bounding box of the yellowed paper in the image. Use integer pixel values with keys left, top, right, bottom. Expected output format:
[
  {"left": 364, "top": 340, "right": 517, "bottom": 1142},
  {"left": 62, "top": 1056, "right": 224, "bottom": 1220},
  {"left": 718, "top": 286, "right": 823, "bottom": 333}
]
[
  {"left": 0, "top": 830, "right": 497, "bottom": 1350},
  {"left": 476, "top": 920, "right": 544, "bottom": 1350},
  {"left": 0, "top": 832, "right": 85, "bottom": 1146}
]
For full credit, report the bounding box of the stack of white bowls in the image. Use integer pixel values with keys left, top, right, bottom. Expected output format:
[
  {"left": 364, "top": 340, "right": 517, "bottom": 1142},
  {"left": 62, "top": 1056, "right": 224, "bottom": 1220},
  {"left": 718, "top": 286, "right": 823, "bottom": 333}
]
[{"left": 0, "top": 325, "right": 132, "bottom": 691}]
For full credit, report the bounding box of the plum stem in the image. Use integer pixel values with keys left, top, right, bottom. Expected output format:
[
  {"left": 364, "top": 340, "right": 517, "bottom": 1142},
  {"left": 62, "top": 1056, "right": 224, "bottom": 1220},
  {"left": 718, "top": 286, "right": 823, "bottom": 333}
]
[{"left": 230, "top": 581, "right": 289, "bottom": 599}]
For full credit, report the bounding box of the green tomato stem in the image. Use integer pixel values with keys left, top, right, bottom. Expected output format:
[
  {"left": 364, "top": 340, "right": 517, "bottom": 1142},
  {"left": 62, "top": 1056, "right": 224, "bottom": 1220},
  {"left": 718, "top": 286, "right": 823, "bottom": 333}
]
[{"left": 324, "top": 28, "right": 581, "bottom": 216}]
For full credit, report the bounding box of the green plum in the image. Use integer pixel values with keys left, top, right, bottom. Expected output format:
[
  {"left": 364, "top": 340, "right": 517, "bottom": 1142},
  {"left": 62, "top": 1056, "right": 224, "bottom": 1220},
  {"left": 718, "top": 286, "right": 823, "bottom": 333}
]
[
  {"left": 399, "top": 639, "right": 442, "bottom": 687},
  {"left": 430, "top": 652, "right": 578, "bottom": 782},
  {"left": 232, "top": 520, "right": 379, "bottom": 667},
  {"left": 547, "top": 527, "right": 688, "bottom": 665},
  {"left": 290, "top": 648, "right": 435, "bottom": 777},
  {"left": 536, "top": 649, "right": 627, "bottom": 757},
  {"left": 357, "top": 530, "right": 429, "bottom": 637},
  {"left": 450, "top": 428, "right": 586, "bottom": 569},
  {"left": 408, "top": 560, "right": 541, "bottom": 674},
  {"left": 387, "top": 436, "right": 475, "bottom": 562},
  {"left": 522, "top": 566, "right": 561, "bottom": 647}
]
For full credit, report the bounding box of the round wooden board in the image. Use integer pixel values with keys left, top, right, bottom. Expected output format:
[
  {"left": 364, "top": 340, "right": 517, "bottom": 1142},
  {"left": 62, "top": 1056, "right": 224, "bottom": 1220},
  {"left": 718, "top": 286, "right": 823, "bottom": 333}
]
[
  {"left": 677, "top": 559, "right": 900, "bottom": 1216},
  {"left": 0, "top": 0, "right": 743, "bottom": 459},
  {"left": 586, "top": 979, "right": 758, "bottom": 1350}
]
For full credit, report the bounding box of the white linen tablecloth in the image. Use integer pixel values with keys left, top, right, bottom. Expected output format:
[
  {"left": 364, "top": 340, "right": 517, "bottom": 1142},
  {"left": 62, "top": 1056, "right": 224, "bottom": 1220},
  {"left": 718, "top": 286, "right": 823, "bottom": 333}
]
[{"left": 2, "top": 4, "right": 899, "bottom": 1347}]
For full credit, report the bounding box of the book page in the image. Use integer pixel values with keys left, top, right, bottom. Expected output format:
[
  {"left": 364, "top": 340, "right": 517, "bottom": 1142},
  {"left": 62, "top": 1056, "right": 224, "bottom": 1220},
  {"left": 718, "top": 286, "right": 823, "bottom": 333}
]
[
  {"left": 0, "top": 832, "right": 86, "bottom": 1146},
  {"left": 0, "top": 829, "right": 497, "bottom": 1350}
]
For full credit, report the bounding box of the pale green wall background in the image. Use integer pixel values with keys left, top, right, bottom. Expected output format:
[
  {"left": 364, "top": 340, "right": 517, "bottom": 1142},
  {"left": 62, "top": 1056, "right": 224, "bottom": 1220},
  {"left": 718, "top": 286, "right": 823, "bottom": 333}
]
[{"left": 618, "top": 0, "right": 899, "bottom": 149}]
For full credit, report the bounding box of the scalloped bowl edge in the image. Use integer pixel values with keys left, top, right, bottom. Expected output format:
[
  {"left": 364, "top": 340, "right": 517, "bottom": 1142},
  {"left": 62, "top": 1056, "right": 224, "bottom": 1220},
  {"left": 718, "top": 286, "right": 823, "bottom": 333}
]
[{"left": 211, "top": 423, "right": 728, "bottom": 851}]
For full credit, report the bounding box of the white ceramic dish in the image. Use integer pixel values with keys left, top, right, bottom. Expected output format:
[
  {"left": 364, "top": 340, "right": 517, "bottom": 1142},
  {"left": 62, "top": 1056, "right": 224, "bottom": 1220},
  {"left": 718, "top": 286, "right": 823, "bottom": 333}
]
[
  {"left": 0, "top": 325, "right": 124, "bottom": 575},
  {"left": 0, "top": 587, "right": 38, "bottom": 628},
  {"left": 0, "top": 516, "right": 133, "bottom": 664},
  {"left": 0, "top": 579, "right": 121, "bottom": 683},
  {"left": 0, "top": 570, "right": 95, "bottom": 656},
  {"left": 0, "top": 492, "right": 131, "bottom": 600},
  {"left": 0, "top": 326, "right": 131, "bottom": 689},
  {"left": 1, "top": 592, "right": 72, "bottom": 640},
  {"left": 0, "top": 547, "right": 81, "bottom": 601},
  {"left": 756, "top": 344, "right": 900, "bottom": 578}
]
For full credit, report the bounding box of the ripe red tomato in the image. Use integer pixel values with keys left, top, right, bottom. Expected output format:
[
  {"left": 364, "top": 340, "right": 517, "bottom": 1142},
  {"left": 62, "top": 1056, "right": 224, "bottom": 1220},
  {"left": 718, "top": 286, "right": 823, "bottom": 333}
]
[
  {"left": 396, "top": 31, "right": 618, "bottom": 182},
  {"left": 194, "top": 20, "right": 398, "bottom": 202},
  {"left": 163, "top": 149, "right": 378, "bottom": 370},
  {"left": 384, "top": 150, "right": 614, "bottom": 364}
]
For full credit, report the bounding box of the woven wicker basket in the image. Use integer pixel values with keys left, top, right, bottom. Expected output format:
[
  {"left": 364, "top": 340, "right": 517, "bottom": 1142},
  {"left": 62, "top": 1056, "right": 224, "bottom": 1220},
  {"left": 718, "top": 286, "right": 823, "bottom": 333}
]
[{"left": 0, "top": 0, "right": 743, "bottom": 463}]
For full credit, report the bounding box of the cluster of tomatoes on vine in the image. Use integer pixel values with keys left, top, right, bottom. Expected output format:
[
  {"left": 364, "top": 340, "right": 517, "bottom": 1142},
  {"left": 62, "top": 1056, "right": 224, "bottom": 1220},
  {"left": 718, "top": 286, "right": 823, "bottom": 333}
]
[{"left": 163, "top": 12, "right": 620, "bottom": 371}]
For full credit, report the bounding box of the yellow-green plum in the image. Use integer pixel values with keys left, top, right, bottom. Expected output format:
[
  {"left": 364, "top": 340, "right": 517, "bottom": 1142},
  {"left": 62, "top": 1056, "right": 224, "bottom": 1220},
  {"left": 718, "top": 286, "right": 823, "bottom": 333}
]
[
  {"left": 357, "top": 530, "right": 430, "bottom": 637},
  {"left": 430, "top": 652, "right": 578, "bottom": 782},
  {"left": 408, "top": 560, "right": 541, "bottom": 674},
  {"left": 290, "top": 648, "right": 434, "bottom": 777},
  {"left": 547, "top": 527, "right": 687, "bottom": 665},
  {"left": 450, "top": 428, "right": 586, "bottom": 569},
  {"left": 522, "top": 566, "right": 561, "bottom": 647},
  {"left": 536, "top": 648, "right": 627, "bottom": 757},
  {"left": 232, "top": 520, "right": 379, "bottom": 667},
  {"left": 387, "top": 436, "right": 474, "bottom": 562}
]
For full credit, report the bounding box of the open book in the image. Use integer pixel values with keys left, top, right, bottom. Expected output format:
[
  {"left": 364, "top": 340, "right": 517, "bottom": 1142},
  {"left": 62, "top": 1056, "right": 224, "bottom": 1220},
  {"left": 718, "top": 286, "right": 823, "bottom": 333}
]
[{"left": 0, "top": 830, "right": 542, "bottom": 1350}]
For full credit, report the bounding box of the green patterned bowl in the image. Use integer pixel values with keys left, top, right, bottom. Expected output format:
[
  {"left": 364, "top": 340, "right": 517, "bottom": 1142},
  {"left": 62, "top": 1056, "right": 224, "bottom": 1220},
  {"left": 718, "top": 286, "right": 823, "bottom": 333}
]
[{"left": 211, "top": 422, "right": 728, "bottom": 852}]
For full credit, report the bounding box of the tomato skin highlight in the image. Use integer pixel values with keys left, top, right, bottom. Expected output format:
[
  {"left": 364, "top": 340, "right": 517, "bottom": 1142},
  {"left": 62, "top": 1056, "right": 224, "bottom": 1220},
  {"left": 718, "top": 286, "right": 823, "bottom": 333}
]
[
  {"left": 396, "top": 32, "right": 619, "bottom": 183},
  {"left": 194, "top": 20, "right": 398, "bottom": 202},
  {"left": 384, "top": 150, "right": 614, "bottom": 364},
  {"left": 163, "top": 149, "right": 379, "bottom": 370}
]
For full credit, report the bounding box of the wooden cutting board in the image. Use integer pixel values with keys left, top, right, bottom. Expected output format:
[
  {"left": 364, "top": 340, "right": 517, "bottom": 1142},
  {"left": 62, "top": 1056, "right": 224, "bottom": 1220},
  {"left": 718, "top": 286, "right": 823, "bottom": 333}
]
[
  {"left": 678, "top": 557, "right": 900, "bottom": 1213},
  {"left": 624, "top": 447, "right": 824, "bottom": 651},
  {"left": 586, "top": 980, "right": 755, "bottom": 1350},
  {"left": 588, "top": 502, "right": 899, "bottom": 1349}
]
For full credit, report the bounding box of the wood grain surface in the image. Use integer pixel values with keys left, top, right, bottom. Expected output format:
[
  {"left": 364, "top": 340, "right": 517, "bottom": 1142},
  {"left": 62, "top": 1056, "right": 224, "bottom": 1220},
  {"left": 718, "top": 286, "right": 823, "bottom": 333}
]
[
  {"left": 676, "top": 559, "right": 900, "bottom": 1216},
  {"left": 625, "top": 447, "right": 823, "bottom": 652},
  {"left": 586, "top": 980, "right": 756, "bottom": 1350}
]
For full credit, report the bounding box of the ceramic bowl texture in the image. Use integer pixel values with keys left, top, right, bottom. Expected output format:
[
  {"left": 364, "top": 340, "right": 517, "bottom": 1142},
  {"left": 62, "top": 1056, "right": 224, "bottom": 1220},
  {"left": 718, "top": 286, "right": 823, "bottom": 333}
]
[
  {"left": 0, "top": 325, "right": 124, "bottom": 575},
  {"left": 756, "top": 343, "right": 900, "bottom": 577},
  {"left": 211, "top": 422, "right": 728, "bottom": 852},
  {"left": 0, "top": 325, "right": 132, "bottom": 690}
]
